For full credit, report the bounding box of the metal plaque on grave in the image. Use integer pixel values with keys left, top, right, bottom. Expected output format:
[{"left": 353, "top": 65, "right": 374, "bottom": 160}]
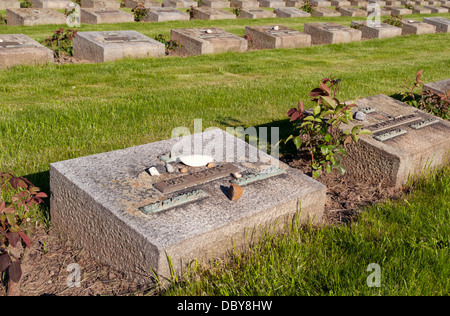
[{"left": 365, "top": 114, "right": 422, "bottom": 133}]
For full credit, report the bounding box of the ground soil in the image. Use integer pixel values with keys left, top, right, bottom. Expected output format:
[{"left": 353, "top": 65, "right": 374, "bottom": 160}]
[{"left": 0, "top": 154, "right": 407, "bottom": 296}]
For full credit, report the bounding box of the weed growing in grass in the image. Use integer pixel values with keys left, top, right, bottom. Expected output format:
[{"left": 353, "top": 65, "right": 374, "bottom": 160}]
[
  {"left": 42, "top": 28, "right": 78, "bottom": 61},
  {"left": 0, "top": 172, "right": 47, "bottom": 294},
  {"left": 0, "top": 12, "right": 5, "bottom": 25},
  {"left": 132, "top": 4, "right": 148, "bottom": 22},
  {"left": 20, "top": 0, "right": 33, "bottom": 8},
  {"left": 154, "top": 34, "right": 181, "bottom": 55},
  {"left": 187, "top": 6, "right": 197, "bottom": 19},
  {"left": 300, "top": 0, "right": 315, "bottom": 14},
  {"left": 383, "top": 14, "right": 403, "bottom": 27},
  {"left": 283, "top": 77, "right": 372, "bottom": 178}
]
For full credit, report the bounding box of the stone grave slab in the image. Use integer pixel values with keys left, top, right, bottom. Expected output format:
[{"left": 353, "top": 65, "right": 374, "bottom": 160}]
[
  {"left": 73, "top": 30, "right": 165, "bottom": 62},
  {"left": 6, "top": 8, "right": 66, "bottom": 25},
  {"left": 50, "top": 129, "right": 327, "bottom": 279},
  {"left": 351, "top": 21, "right": 402, "bottom": 38},
  {"left": 200, "top": 0, "right": 231, "bottom": 8},
  {"left": 170, "top": 28, "right": 248, "bottom": 55},
  {"left": 339, "top": 6, "right": 368, "bottom": 16},
  {"left": 385, "top": 0, "right": 401, "bottom": 4},
  {"left": 368, "top": 0, "right": 386, "bottom": 5},
  {"left": 427, "top": 0, "right": 441, "bottom": 4},
  {"left": 80, "top": 0, "right": 121, "bottom": 9},
  {"left": 259, "top": 0, "right": 286, "bottom": 7},
  {"left": 163, "top": 0, "right": 198, "bottom": 8},
  {"left": 312, "top": 0, "right": 332, "bottom": 6},
  {"left": 400, "top": 18, "right": 436, "bottom": 35},
  {"left": 30, "top": 0, "right": 72, "bottom": 9},
  {"left": 274, "top": 7, "right": 311, "bottom": 17},
  {"left": 304, "top": 22, "right": 361, "bottom": 44},
  {"left": 350, "top": 0, "right": 368, "bottom": 5},
  {"left": 194, "top": 7, "right": 236, "bottom": 20},
  {"left": 145, "top": 7, "right": 190, "bottom": 21},
  {"left": 423, "top": 4, "right": 449, "bottom": 12},
  {"left": 340, "top": 94, "right": 450, "bottom": 187},
  {"left": 285, "top": 0, "right": 304, "bottom": 6},
  {"left": 239, "top": 8, "right": 276, "bottom": 18},
  {"left": 423, "top": 78, "right": 450, "bottom": 96},
  {"left": 245, "top": 25, "right": 311, "bottom": 49},
  {"left": 230, "top": 0, "right": 259, "bottom": 8},
  {"left": 0, "top": 0, "right": 21, "bottom": 9},
  {"left": 412, "top": 5, "right": 432, "bottom": 13},
  {"left": 423, "top": 17, "right": 450, "bottom": 32},
  {"left": 386, "top": 5, "right": 412, "bottom": 14},
  {"left": 80, "top": 8, "right": 134, "bottom": 24},
  {"left": 0, "top": 34, "right": 54, "bottom": 69},
  {"left": 124, "top": 0, "right": 162, "bottom": 8},
  {"left": 311, "top": 7, "right": 341, "bottom": 17},
  {"left": 443, "top": 3, "right": 450, "bottom": 9},
  {"left": 331, "top": 0, "right": 351, "bottom": 6}
]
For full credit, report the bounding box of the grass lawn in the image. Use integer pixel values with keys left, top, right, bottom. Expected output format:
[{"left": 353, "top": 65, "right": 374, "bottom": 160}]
[{"left": 0, "top": 13, "right": 449, "bottom": 295}]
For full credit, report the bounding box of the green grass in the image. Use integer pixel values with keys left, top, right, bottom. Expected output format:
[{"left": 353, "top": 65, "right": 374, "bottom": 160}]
[{"left": 162, "top": 166, "right": 450, "bottom": 296}]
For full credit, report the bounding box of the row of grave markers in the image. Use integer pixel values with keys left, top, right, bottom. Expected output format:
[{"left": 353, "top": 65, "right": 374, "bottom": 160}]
[
  {"left": 1, "top": 0, "right": 450, "bottom": 24},
  {"left": 0, "top": 16, "right": 449, "bottom": 67}
]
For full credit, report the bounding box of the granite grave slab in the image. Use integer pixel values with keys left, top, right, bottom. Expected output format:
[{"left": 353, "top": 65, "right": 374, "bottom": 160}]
[
  {"left": 80, "top": 8, "right": 134, "bottom": 24},
  {"left": 73, "top": 30, "right": 165, "bottom": 62},
  {"left": 163, "top": 0, "right": 198, "bottom": 8},
  {"left": 351, "top": 21, "right": 402, "bottom": 38},
  {"left": 259, "top": 0, "right": 286, "bottom": 7},
  {"left": 311, "top": 7, "right": 341, "bottom": 17},
  {"left": 423, "top": 78, "right": 450, "bottom": 96},
  {"left": 274, "top": 7, "right": 311, "bottom": 17},
  {"left": 423, "top": 4, "right": 449, "bottom": 12},
  {"left": 304, "top": 22, "right": 361, "bottom": 44},
  {"left": 400, "top": 18, "right": 436, "bottom": 35},
  {"left": 200, "top": 0, "right": 231, "bottom": 8},
  {"left": 50, "top": 129, "right": 327, "bottom": 278},
  {"left": 194, "top": 7, "right": 236, "bottom": 20},
  {"left": 412, "top": 5, "right": 432, "bottom": 13},
  {"left": 230, "top": 0, "right": 260, "bottom": 8},
  {"left": 423, "top": 16, "right": 450, "bottom": 32},
  {"left": 239, "top": 8, "right": 277, "bottom": 18},
  {"left": 0, "top": 0, "right": 20, "bottom": 9},
  {"left": 386, "top": 5, "right": 412, "bottom": 14},
  {"left": 144, "top": 7, "right": 190, "bottom": 21},
  {"left": 0, "top": 33, "right": 54, "bottom": 68},
  {"left": 30, "top": 0, "right": 73, "bottom": 9},
  {"left": 312, "top": 0, "right": 332, "bottom": 6},
  {"left": 124, "top": 0, "right": 162, "bottom": 8},
  {"left": 341, "top": 94, "right": 450, "bottom": 187},
  {"left": 170, "top": 28, "right": 248, "bottom": 55},
  {"left": 330, "top": 0, "right": 351, "bottom": 6},
  {"left": 338, "top": 6, "right": 368, "bottom": 16},
  {"left": 80, "top": 0, "right": 121, "bottom": 8},
  {"left": 245, "top": 25, "right": 311, "bottom": 49},
  {"left": 6, "top": 8, "right": 67, "bottom": 25}
]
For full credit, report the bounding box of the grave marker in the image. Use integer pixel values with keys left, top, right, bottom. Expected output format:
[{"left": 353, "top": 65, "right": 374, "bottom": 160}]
[
  {"left": 30, "top": 0, "right": 73, "bottom": 9},
  {"left": 194, "top": 7, "right": 237, "bottom": 20},
  {"left": 0, "top": 34, "right": 54, "bottom": 68},
  {"left": 80, "top": 0, "right": 121, "bottom": 9},
  {"left": 170, "top": 28, "right": 248, "bottom": 55},
  {"left": 304, "top": 22, "right": 361, "bottom": 44},
  {"left": 351, "top": 21, "right": 402, "bottom": 39},
  {"left": 123, "top": 0, "right": 162, "bottom": 8},
  {"left": 6, "top": 8, "right": 66, "bottom": 25},
  {"left": 144, "top": 7, "right": 190, "bottom": 21},
  {"left": 274, "top": 7, "right": 311, "bottom": 17},
  {"left": 330, "top": 0, "right": 351, "bottom": 6},
  {"left": 423, "top": 16, "right": 450, "bottom": 32},
  {"left": 311, "top": 7, "right": 341, "bottom": 17},
  {"left": 73, "top": 30, "right": 165, "bottom": 62},
  {"left": 80, "top": 8, "right": 134, "bottom": 24},
  {"left": 386, "top": 5, "right": 412, "bottom": 14},
  {"left": 200, "top": 0, "right": 231, "bottom": 8},
  {"left": 239, "top": 8, "right": 276, "bottom": 18},
  {"left": 50, "top": 129, "right": 327, "bottom": 278},
  {"left": 259, "top": 0, "right": 286, "bottom": 7},
  {"left": 338, "top": 6, "right": 368, "bottom": 16},
  {"left": 163, "top": 0, "right": 198, "bottom": 8},
  {"left": 423, "top": 78, "right": 450, "bottom": 96},
  {"left": 423, "top": 4, "right": 449, "bottom": 12},
  {"left": 400, "top": 19, "right": 436, "bottom": 35},
  {"left": 230, "top": 0, "right": 259, "bottom": 8},
  {"left": 411, "top": 5, "right": 432, "bottom": 13},
  {"left": 0, "top": 0, "right": 20, "bottom": 9},
  {"left": 245, "top": 25, "right": 311, "bottom": 49},
  {"left": 312, "top": 0, "right": 332, "bottom": 6},
  {"left": 341, "top": 94, "right": 450, "bottom": 187}
]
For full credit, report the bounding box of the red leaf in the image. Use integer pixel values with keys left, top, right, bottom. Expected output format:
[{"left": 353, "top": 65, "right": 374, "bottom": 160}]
[
  {"left": 9, "top": 259, "right": 22, "bottom": 283},
  {"left": 17, "top": 179, "right": 27, "bottom": 189},
  {"left": 3, "top": 207, "right": 16, "bottom": 214},
  {"left": 8, "top": 232, "right": 21, "bottom": 247},
  {"left": 9, "top": 177, "right": 18, "bottom": 189},
  {"left": 18, "top": 231, "right": 31, "bottom": 249},
  {"left": 297, "top": 100, "right": 304, "bottom": 113},
  {"left": 34, "top": 192, "right": 48, "bottom": 198},
  {"left": 289, "top": 111, "right": 302, "bottom": 122},
  {"left": 0, "top": 200, "right": 5, "bottom": 211},
  {"left": 0, "top": 253, "right": 12, "bottom": 272},
  {"left": 320, "top": 82, "right": 331, "bottom": 96},
  {"left": 287, "top": 108, "right": 297, "bottom": 117},
  {"left": 416, "top": 70, "right": 423, "bottom": 83}
]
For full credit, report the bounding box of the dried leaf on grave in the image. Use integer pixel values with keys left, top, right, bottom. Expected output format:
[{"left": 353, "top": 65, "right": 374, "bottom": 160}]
[
  {"left": 9, "top": 259, "right": 22, "bottom": 283},
  {"left": 0, "top": 253, "right": 12, "bottom": 272}
]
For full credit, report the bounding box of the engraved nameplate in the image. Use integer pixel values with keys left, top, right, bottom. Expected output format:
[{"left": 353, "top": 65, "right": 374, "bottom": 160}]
[
  {"left": 366, "top": 114, "right": 421, "bottom": 133},
  {"left": 153, "top": 163, "right": 240, "bottom": 194},
  {"left": 140, "top": 189, "right": 209, "bottom": 214},
  {"left": 231, "top": 167, "right": 285, "bottom": 186},
  {"left": 409, "top": 118, "right": 440, "bottom": 130},
  {"left": 0, "top": 42, "right": 22, "bottom": 48},
  {"left": 373, "top": 128, "right": 407, "bottom": 141}
]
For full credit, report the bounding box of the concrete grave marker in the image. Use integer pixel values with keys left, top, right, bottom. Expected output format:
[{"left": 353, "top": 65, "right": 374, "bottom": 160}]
[
  {"left": 239, "top": 8, "right": 276, "bottom": 18},
  {"left": 73, "top": 30, "right": 165, "bottom": 62},
  {"left": 285, "top": 0, "right": 305, "bottom": 6},
  {"left": 423, "top": 4, "right": 449, "bottom": 12},
  {"left": 0, "top": 0, "right": 20, "bottom": 9},
  {"left": 274, "top": 7, "right": 311, "bottom": 17},
  {"left": 350, "top": 0, "right": 368, "bottom": 5},
  {"left": 170, "top": 28, "right": 248, "bottom": 55},
  {"left": 30, "top": 0, "right": 73, "bottom": 9},
  {"left": 6, "top": 8, "right": 66, "bottom": 25},
  {"left": 411, "top": 5, "right": 432, "bottom": 13},
  {"left": 245, "top": 25, "right": 311, "bottom": 49},
  {"left": 80, "top": 0, "right": 121, "bottom": 9},
  {"left": 311, "top": 7, "right": 341, "bottom": 17},
  {"left": 80, "top": 8, "right": 134, "bottom": 24},
  {"left": 200, "top": 0, "right": 231, "bottom": 8},
  {"left": 423, "top": 16, "right": 450, "bottom": 32},
  {"left": 312, "top": 0, "right": 332, "bottom": 6},
  {"left": 386, "top": 5, "right": 412, "bottom": 14},
  {"left": 230, "top": 0, "right": 260, "bottom": 8},
  {"left": 400, "top": 19, "right": 436, "bottom": 35},
  {"left": 123, "top": 0, "right": 162, "bottom": 8},
  {"left": 351, "top": 21, "right": 402, "bottom": 39},
  {"left": 163, "top": 0, "right": 198, "bottom": 8},
  {"left": 385, "top": 0, "right": 401, "bottom": 4},
  {"left": 338, "top": 6, "right": 368, "bottom": 16},
  {"left": 194, "top": 7, "right": 237, "bottom": 20},
  {"left": 144, "top": 7, "right": 190, "bottom": 21},
  {"left": 341, "top": 94, "right": 450, "bottom": 187},
  {"left": 330, "top": 0, "right": 351, "bottom": 6},
  {"left": 50, "top": 129, "right": 327, "bottom": 278},
  {"left": 0, "top": 34, "right": 54, "bottom": 68},
  {"left": 259, "top": 0, "right": 286, "bottom": 7},
  {"left": 304, "top": 22, "right": 361, "bottom": 44},
  {"left": 423, "top": 78, "right": 450, "bottom": 96}
]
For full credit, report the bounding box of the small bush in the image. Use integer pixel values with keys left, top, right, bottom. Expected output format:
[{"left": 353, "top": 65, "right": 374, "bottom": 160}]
[
  {"left": 154, "top": 34, "right": 181, "bottom": 55},
  {"left": 132, "top": 4, "right": 148, "bottom": 22},
  {"left": 20, "top": 0, "right": 33, "bottom": 8},
  {"left": 42, "top": 28, "right": 78, "bottom": 60},
  {"left": 383, "top": 14, "right": 403, "bottom": 27},
  {"left": 300, "top": 0, "right": 315, "bottom": 13}
]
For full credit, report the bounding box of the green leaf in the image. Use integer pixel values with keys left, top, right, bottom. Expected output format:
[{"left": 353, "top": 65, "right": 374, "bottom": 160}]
[
  {"left": 313, "top": 170, "right": 320, "bottom": 178},
  {"left": 321, "top": 96, "right": 337, "bottom": 109},
  {"left": 324, "top": 134, "right": 332, "bottom": 142},
  {"left": 359, "top": 129, "right": 373, "bottom": 135},
  {"left": 293, "top": 136, "right": 302, "bottom": 149},
  {"left": 351, "top": 125, "right": 362, "bottom": 135},
  {"left": 326, "top": 164, "right": 332, "bottom": 173},
  {"left": 313, "top": 105, "right": 321, "bottom": 116}
]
